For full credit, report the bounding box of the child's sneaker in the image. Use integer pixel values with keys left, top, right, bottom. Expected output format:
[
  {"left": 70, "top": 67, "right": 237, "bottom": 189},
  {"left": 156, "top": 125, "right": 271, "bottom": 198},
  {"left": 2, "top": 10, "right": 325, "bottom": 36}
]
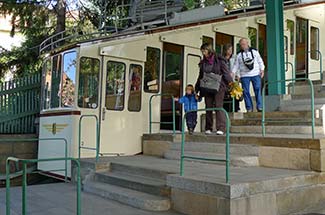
[
  {"left": 216, "top": 130, "right": 224, "bottom": 135},
  {"left": 205, "top": 130, "right": 212, "bottom": 135}
]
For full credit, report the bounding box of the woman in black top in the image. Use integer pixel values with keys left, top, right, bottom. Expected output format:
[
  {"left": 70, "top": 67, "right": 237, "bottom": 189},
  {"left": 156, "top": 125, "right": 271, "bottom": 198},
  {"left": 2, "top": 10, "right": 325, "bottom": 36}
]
[{"left": 195, "top": 43, "right": 233, "bottom": 135}]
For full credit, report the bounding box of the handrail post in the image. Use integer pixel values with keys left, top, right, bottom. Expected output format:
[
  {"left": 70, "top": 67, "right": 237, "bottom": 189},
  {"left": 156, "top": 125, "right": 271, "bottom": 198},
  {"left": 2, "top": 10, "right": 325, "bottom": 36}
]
[
  {"left": 76, "top": 160, "right": 82, "bottom": 215},
  {"left": 149, "top": 96, "right": 153, "bottom": 134},
  {"left": 172, "top": 96, "right": 176, "bottom": 135},
  {"left": 262, "top": 78, "right": 315, "bottom": 138},
  {"left": 6, "top": 159, "right": 11, "bottom": 215},
  {"left": 225, "top": 109, "right": 230, "bottom": 183},
  {"left": 180, "top": 113, "right": 186, "bottom": 176},
  {"left": 285, "top": 61, "right": 295, "bottom": 94},
  {"left": 78, "top": 115, "right": 100, "bottom": 161},
  {"left": 22, "top": 162, "right": 27, "bottom": 215},
  {"left": 232, "top": 97, "right": 235, "bottom": 113},
  {"left": 180, "top": 108, "right": 230, "bottom": 183},
  {"left": 149, "top": 94, "right": 176, "bottom": 135},
  {"left": 308, "top": 79, "right": 315, "bottom": 139},
  {"left": 262, "top": 85, "right": 266, "bottom": 137}
]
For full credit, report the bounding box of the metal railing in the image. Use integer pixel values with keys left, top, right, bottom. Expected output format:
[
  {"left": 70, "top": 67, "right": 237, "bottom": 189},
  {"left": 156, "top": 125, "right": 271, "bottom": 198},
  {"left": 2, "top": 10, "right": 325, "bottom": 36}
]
[
  {"left": 308, "top": 50, "right": 323, "bottom": 81},
  {"left": 149, "top": 94, "right": 176, "bottom": 135},
  {"left": 285, "top": 61, "right": 295, "bottom": 94},
  {"left": 262, "top": 78, "right": 315, "bottom": 138},
  {"left": 6, "top": 157, "right": 81, "bottom": 215},
  {"left": 180, "top": 108, "right": 230, "bottom": 183},
  {"left": 224, "top": 96, "right": 236, "bottom": 113},
  {"left": 0, "top": 138, "right": 68, "bottom": 181},
  {"left": 78, "top": 115, "right": 100, "bottom": 162}
]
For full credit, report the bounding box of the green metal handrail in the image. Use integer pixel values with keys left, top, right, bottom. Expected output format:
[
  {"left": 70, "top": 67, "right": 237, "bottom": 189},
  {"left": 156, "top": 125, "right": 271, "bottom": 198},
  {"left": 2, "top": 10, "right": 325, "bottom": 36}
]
[
  {"left": 6, "top": 157, "right": 81, "bottom": 215},
  {"left": 149, "top": 94, "right": 176, "bottom": 135},
  {"left": 180, "top": 108, "right": 230, "bottom": 183},
  {"left": 262, "top": 78, "right": 315, "bottom": 138},
  {"left": 285, "top": 61, "right": 295, "bottom": 94},
  {"left": 0, "top": 138, "right": 68, "bottom": 181},
  {"left": 308, "top": 50, "right": 323, "bottom": 81},
  {"left": 78, "top": 115, "right": 100, "bottom": 162},
  {"left": 224, "top": 96, "right": 236, "bottom": 113}
]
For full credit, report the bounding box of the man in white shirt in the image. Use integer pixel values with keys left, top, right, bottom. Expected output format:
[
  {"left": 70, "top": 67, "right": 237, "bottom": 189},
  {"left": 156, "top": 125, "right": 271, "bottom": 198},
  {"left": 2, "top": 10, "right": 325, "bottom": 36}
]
[{"left": 232, "top": 38, "right": 265, "bottom": 112}]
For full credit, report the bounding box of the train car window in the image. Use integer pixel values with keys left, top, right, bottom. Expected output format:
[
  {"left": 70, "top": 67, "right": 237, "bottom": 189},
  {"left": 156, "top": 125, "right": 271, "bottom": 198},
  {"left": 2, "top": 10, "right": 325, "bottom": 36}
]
[
  {"left": 202, "top": 36, "right": 213, "bottom": 46},
  {"left": 42, "top": 59, "right": 52, "bottom": 110},
  {"left": 310, "top": 27, "right": 319, "bottom": 60},
  {"left": 78, "top": 57, "right": 100, "bottom": 109},
  {"left": 287, "top": 20, "right": 294, "bottom": 55},
  {"left": 128, "top": 64, "right": 142, "bottom": 112},
  {"left": 51, "top": 54, "right": 62, "bottom": 108},
  {"left": 106, "top": 61, "right": 126, "bottom": 111},
  {"left": 248, "top": 27, "right": 257, "bottom": 48},
  {"left": 144, "top": 47, "right": 160, "bottom": 93},
  {"left": 62, "top": 51, "right": 77, "bottom": 108}
]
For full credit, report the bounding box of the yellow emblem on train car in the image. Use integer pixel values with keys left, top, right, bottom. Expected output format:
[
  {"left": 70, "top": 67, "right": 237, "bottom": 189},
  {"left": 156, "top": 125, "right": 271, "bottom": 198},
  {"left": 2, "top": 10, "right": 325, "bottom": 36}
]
[{"left": 43, "top": 123, "right": 68, "bottom": 135}]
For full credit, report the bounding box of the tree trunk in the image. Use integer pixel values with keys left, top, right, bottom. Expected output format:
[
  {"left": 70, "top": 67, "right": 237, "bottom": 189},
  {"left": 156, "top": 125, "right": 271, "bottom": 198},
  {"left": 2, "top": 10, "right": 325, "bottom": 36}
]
[{"left": 56, "top": 0, "right": 66, "bottom": 33}]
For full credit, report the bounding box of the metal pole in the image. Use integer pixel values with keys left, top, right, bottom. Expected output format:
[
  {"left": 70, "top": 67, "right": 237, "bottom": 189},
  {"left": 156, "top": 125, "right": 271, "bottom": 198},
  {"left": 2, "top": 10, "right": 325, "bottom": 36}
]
[
  {"left": 149, "top": 96, "right": 153, "bottom": 134},
  {"left": 224, "top": 110, "right": 230, "bottom": 183},
  {"left": 308, "top": 79, "right": 315, "bottom": 139},
  {"left": 22, "top": 162, "right": 27, "bottom": 215},
  {"left": 180, "top": 113, "right": 186, "bottom": 176},
  {"left": 232, "top": 97, "right": 235, "bottom": 113},
  {"left": 95, "top": 116, "right": 99, "bottom": 162},
  {"left": 78, "top": 116, "right": 82, "bottom": 160},
  {"left": 6, "top": 159, "right": 11, "bottom": 215},
  {"left": 172, "top": 96, "right": 176, "bottom": 135},
  {"left": 285, "top": 62, "right": 295, "bottom": 94},
  {"left": 262, "top": 85, "right": 266, "bottom": 137},
  {"left": 76, "top": 160, "right": 82, "bottom": 215}
]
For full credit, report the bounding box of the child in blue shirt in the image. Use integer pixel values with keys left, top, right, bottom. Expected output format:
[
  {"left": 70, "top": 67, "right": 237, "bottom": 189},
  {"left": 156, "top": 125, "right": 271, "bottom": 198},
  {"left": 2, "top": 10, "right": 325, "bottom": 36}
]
[{"left": 176, "top": 84, "right": 201, "bottom": 134}]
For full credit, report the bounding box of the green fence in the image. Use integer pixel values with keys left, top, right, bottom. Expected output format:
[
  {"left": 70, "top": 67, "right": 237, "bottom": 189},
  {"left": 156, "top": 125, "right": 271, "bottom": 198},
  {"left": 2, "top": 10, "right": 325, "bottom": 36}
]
[
  {"left": 149, "top": 94, "right": 176, "bottom": 135},
  {"left": 262, "top": 78, "right": 315, "bottom": 138},
  {"left": 0, "top": 74, "right": 41, "bottom": 134},
  {"left": 6, "top": 156, "right": 81, "bottom": 215},
  {"left": 180, "top": 108, "right": 230, "bottom": 183}
]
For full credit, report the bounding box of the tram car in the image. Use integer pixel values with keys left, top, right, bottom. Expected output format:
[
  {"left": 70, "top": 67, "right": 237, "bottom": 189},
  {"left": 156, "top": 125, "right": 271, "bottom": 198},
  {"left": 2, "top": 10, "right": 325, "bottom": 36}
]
[{"left": 38, "top": 0, "right": 325, "bottom": 176}]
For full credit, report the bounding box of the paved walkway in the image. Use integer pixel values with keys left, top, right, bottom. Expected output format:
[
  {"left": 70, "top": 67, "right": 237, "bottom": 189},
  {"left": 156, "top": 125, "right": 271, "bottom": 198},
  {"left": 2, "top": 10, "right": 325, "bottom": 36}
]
[{"left": 0, "top": 183, "right": 182, "bottom": 215}]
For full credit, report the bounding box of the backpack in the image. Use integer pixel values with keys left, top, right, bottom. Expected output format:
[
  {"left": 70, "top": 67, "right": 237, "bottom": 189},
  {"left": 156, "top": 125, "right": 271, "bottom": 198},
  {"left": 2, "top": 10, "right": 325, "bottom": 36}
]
[{"left": 241, "top": 48, "right": 255, "bottom": 70}]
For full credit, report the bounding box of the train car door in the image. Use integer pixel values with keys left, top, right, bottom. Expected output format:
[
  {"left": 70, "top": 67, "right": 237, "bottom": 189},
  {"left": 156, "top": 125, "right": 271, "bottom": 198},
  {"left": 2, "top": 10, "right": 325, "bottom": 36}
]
[
  {"left": 161, "top": 43, "right": 184, "bottom": 130},
  {"left": 296, "top": 17, "right": 308, "bottom": 77},
  {"left": 100, "top": 57, "right": 144, "bottom": 155}
]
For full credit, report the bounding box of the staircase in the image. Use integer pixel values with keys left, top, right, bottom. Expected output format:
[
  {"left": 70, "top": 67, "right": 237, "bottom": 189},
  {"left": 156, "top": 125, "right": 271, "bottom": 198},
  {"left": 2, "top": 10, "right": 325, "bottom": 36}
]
[{"left": 78, "top": 80, "right": 325, "bottom": 214}]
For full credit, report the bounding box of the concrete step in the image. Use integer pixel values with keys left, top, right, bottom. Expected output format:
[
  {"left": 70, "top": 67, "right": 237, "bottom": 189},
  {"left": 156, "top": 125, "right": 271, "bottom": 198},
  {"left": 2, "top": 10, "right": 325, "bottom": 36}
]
[
  {"left": 279, "top": 104, "right": 324, "bottom": 112},
  {"left": 232, "top": 111, "right": 316, "bottom": 119},
  {"left": 164, "top": 150, "right": 259, "bottom": 167},
  {"left": 231, "top": 118, "right": 322, "bottom": 126},
  {"left": 230, "top": 125, "right": 324, "bottom": 135},
  {"left": 83, "top": 181, "right": 171, "bottom": 211},
  {"left": 93, "top": 171, "right": 170, "bottom": 197},
  {"left": 169, "top": 142, "right": 258, "bottom": 156},
  {"left": 110, "top": 162, "right": 170, "bottom": 180}
]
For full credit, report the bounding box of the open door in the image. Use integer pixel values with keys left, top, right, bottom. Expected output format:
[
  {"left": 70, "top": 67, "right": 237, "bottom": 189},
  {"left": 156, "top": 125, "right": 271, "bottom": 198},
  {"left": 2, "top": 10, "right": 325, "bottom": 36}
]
[
  {"left": 296, "top": 17, "right": 308, "bottom": 78},
  {"left": 161, "top": 43, "right": 184, "bottom": 130}
]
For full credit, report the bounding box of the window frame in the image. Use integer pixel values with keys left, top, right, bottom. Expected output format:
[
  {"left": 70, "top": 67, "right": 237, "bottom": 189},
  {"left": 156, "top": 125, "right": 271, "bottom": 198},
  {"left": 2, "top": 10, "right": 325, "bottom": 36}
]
[
  {"left": 128, "top": 64, "right": 143, "bottom": 112},
  {"left": 144, "top": 47, "right": 161, "bottom": 93},
  {"left": 77, "top": 56, "right": 101, "bottom": 109},
  {"left": 310, "top": 26, "right": 320, "bottom": 60},
  {"left": 50, "top": 54, "right": 63, "bottom": 109},
  {"left": 284, "top": 36, "right": 288, "bottom": 71},
  {"left": 61, "top": 51, "right": 77, "bottom": 108},
  {"left": 106, "top": 60, "right": 127, "bottom": 111}
]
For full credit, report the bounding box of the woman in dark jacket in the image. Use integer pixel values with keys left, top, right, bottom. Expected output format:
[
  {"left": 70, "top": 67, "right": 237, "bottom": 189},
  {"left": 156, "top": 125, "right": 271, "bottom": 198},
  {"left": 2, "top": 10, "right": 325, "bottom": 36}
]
[{"left": 195, "top": 43, "right": 233, "bottom": 135}]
